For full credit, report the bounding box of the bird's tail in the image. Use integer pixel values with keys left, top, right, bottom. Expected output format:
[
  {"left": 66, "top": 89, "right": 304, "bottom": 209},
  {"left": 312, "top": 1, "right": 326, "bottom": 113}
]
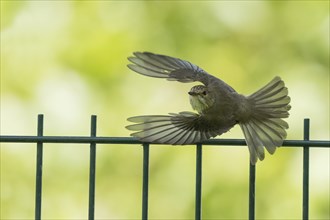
[{"left": 239, "top": 77, "right": 291, "bottom": 165}]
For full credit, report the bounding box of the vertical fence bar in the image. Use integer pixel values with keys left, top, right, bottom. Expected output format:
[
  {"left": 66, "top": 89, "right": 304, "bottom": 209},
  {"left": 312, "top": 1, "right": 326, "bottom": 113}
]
[
  {"left": 142, "top": 143, "right": 150, "bottom": 220},
  {"left": 35, "top": 114, "right": 44, "bottom": 220},
  {"left": 88, "top": 115, "right": 97, "bottom": 220},
  {"left": 195, "top": 143, "right": 202, "bottom": 220},
  {"left": 303, "top": 119, "right": 310, "bottom": 220},
  {"left": 249, "top": 163, "right": 256, "bottom": 220}
]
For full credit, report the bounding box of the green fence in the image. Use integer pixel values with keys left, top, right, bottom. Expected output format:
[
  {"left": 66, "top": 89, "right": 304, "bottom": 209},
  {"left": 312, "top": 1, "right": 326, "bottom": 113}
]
[{"left": 0, "top": 115, "right": 329, "bottom": 220}]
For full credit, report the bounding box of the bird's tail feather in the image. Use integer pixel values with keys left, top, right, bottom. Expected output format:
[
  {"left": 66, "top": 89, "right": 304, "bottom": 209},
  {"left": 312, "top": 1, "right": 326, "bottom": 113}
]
[{"left": 240, "top": 77, "right": 291, "bottom": 164}]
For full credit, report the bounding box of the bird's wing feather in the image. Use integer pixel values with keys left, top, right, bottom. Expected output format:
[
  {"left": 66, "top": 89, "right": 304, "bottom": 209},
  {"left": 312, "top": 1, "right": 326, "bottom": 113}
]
[
  {"left": 126, "top": 111, "right": 219, "bottom": 145},
  {"left": 127, "top": 52, "right": 215, "bottom": 85}
]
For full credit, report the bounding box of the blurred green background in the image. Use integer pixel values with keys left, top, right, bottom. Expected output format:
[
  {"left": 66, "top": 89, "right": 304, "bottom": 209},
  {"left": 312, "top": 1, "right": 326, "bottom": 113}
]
[{"left": 1, "top": 1, "right": 329, "bottom": 219}]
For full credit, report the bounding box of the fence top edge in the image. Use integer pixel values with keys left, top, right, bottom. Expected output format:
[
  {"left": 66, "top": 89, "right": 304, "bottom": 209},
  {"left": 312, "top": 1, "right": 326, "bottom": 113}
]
[{"left": 0, "top": 136, "right": 329, "bottom": 147}]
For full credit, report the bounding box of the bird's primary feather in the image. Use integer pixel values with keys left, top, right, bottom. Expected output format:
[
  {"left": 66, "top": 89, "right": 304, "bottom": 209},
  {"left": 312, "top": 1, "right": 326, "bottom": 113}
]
[
  {"left": 127, "top": 52, "right": 217, "bottom": 85},
  {"left": 126, "top": 112, "right": 220, "bottom": 145}
]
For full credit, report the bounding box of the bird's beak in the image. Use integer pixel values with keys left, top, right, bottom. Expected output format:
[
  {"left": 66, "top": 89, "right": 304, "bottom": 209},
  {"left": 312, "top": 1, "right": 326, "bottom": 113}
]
[{"left": 188, "top": 91, "right": 196, "bottom": 96}]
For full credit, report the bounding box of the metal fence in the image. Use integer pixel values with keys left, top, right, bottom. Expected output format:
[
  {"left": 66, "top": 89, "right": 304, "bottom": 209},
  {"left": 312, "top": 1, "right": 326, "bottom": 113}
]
[{"left": 0, "top": 114, "right": 329, "bottom": 220}]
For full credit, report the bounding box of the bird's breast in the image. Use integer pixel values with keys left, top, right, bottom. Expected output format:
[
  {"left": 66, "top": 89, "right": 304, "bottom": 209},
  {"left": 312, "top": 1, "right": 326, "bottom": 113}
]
[{"left": 189, "top": 95, "right": 215, "bottom": 114}]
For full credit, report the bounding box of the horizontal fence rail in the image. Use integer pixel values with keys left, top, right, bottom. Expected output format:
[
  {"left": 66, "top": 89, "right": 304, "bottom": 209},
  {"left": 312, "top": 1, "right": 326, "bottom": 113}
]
[
  {"left": 0, "top": 115, "right": 329, "bottom": 220},
  {"left": 1, "top": 136, "right": 328, "bottom": 147}
]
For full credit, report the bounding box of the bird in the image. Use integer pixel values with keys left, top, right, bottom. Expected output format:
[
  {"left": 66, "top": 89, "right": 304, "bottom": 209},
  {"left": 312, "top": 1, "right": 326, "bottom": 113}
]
[{"left": 126, "top": 52, "right": 291, "bottom": 164}]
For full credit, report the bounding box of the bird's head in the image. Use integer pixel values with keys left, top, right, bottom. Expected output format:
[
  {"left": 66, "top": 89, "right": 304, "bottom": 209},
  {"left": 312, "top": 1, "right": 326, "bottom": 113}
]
[{"left": 188, "top": 85, "right": 215, "bottom": 113}]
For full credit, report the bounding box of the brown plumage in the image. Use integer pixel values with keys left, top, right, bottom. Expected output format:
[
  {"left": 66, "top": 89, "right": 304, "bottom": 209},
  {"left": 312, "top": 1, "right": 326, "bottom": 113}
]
[{"left": 126, "top": 52, "right": 291, "bottom": 164}]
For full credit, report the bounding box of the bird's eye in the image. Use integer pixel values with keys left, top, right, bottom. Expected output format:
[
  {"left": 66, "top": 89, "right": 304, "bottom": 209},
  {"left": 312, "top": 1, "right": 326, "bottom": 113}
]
[{"left": 202, "top": 91, "right": 207, "bottom": 95}]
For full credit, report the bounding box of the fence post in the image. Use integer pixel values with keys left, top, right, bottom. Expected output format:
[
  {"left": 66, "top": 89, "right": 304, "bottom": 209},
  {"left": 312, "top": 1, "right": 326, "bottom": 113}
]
[
  {"left": 88, "top": 115, "right": 97, "bottom": 220},
  {"left": 195, "top": 144, "right": 202, "bottom": 220},
  {"left": 249, "top": 162, "right": 256, "bottom": 220},
  {"left": 142, "top": 143, "right": 150, "bottom": 220},
  {"left": 35, "top": 114, "right": 44, "bottom": 220},
  {"left": 303, "top": 119, "right": 310, "bottom": 220}
]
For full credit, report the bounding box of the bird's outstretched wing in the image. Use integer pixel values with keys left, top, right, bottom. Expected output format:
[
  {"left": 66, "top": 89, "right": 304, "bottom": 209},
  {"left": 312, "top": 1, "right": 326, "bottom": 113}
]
[
  {"left": 127, "top": 52, "right": 215, "bottom": 85},
  {"left": 126, "top": 111, "right": 221, "bottom": 145}
]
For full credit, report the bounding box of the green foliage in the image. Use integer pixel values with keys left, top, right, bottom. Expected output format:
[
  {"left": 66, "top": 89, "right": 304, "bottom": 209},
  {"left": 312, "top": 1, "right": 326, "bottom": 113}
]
[{"left": 1, "top": 1, "right": 329, "bottom": 219}]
